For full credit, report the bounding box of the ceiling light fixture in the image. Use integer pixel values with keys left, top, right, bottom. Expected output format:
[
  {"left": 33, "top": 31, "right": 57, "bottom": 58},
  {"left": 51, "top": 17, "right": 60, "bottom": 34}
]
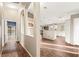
[{"left": 5, "top": 3, "right": 18, "bottom": 9}]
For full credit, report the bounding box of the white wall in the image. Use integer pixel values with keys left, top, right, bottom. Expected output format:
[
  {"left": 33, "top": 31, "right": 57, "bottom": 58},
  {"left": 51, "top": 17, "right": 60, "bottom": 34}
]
[
  {"left": 73, "top": 18, "right": 79, "bottom": 45},
  {"left": 20, "top": 3, "right": 41, "bottom": 57},
  {"left": 64, "top": 20, "right": 71, "bottom": 43},
  {"left": 20, "top": 9, "right": 35, "bottom": 56},
  {"left": 24, "top": 35, "right": 36, "bottom": 56},
  {"left": 60, "top": 14, "right": 79, "bottom": 45},
  {"left": 70, "top": 14, "right": 79, "bottom": 45}
]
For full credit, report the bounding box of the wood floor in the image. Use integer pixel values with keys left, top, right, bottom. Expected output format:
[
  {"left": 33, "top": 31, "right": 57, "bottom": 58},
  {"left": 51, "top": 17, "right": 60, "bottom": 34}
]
[
  {"left": 41, "top": 37, "right": 79, "bottom": 57},
  {"left": 40, "top": 48, "right": 79, "bottom": 57},
  {"left": 1, "top": 36, "right": 79, "bottom": 57},
  {"left": 1, "top": 41, "right": 30, "bottom": 57},
  {"left": 42, "top": 37, "right": 79, "bottom": 47}
]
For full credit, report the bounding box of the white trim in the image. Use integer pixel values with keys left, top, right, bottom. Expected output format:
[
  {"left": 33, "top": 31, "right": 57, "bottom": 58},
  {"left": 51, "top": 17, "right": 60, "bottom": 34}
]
[
  {"left": 41, "top": 46, "right": 79, "bottom": 55},
  {"left": 4, "top": 18, "right": 17, "bottom": 42},
  {"left": 41, "top": 42, "right": 79, "bottom": 49},
  {"left": 20, "top": 43, "right": 32, "bottom": 57},
  {"left": 23, "top": 46, "right": 32, "bottom": 57}
]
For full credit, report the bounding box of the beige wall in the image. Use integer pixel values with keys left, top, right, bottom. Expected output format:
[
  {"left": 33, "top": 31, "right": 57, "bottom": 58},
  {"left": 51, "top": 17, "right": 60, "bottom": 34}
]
[{"left": 3, "top": 7, "right": 19, "bottom": 20}]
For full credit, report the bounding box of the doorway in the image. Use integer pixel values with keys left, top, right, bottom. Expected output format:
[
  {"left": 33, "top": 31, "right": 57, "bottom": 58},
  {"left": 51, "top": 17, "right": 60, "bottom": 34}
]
[{"left": 7, "top": 21, "right": 17, "bottom": 42}]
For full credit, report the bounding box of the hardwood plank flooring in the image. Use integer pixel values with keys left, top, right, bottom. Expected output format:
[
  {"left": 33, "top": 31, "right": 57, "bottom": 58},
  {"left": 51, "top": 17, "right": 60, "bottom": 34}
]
[
  {"left": 1, "top": 41, "right": 30, "bottom": 57},
  {"left": 40, "top": 48, "right": 79, "bottom": 57},
  {"left": 41, "top": 37, "right": 79, "bottom": 57},
  {"left": 42, "top": 37, "right": 79, "bottom": 47}
]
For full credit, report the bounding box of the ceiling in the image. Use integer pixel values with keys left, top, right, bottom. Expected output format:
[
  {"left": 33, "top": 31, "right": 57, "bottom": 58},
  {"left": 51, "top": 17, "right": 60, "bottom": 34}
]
[
  {"left": 3, "top": 2, "right": 31, "bottom": 10},
  {"left": 5, "top": 2, "right": 79, "bottom": 25},
  {"left": 40, "top": 2, "right": 79, "bottom": 25}
]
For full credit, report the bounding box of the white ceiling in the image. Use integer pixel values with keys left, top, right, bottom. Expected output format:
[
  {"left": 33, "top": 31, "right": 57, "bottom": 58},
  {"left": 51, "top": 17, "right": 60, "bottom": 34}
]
[
  {"left": 40, "top": 2, "right": 79, "bottom": 25},
  {"left": 3, "top": 2, "right": 31, "bottom": 9}
]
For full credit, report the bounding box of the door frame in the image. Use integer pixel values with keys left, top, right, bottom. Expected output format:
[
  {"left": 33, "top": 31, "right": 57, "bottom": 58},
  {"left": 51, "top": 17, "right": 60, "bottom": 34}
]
[{"left": 4, "top": 18, "right": 17, "bottom": 43}]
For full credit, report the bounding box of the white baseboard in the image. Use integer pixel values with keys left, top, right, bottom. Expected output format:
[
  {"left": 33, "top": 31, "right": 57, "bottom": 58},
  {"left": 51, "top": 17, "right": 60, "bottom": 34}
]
[{"left": 20, "top": 43, "right": 32, "bottom": 57}]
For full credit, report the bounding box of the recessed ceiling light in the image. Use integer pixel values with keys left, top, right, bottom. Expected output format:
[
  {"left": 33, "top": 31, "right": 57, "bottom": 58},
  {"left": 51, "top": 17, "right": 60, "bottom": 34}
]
[
  {"left": 5, "top": 3, "right": 19, "bottom": 9},
  {"left": 44, "top": 6, "right": 47, "bottom": 9},
  {"left": 58, "top": 17, "right": 62, "bottom": 18},
  {"left": 0, "top": 3, "right": 3, "bottom": 6}
]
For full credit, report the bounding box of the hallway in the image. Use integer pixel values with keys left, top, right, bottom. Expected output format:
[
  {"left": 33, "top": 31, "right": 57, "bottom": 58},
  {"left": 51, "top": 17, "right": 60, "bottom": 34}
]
[
  {"left": 1, "top": 41, "right": 30, "bottom": 57},
  {"left": 0, "top": 2, "right": 40, "bottom": 57}
]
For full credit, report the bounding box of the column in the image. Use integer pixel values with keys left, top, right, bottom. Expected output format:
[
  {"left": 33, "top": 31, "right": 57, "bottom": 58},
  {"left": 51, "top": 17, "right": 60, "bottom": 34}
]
[{"left": 33, "top": 2, "right": 41, "bottom": 57}]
